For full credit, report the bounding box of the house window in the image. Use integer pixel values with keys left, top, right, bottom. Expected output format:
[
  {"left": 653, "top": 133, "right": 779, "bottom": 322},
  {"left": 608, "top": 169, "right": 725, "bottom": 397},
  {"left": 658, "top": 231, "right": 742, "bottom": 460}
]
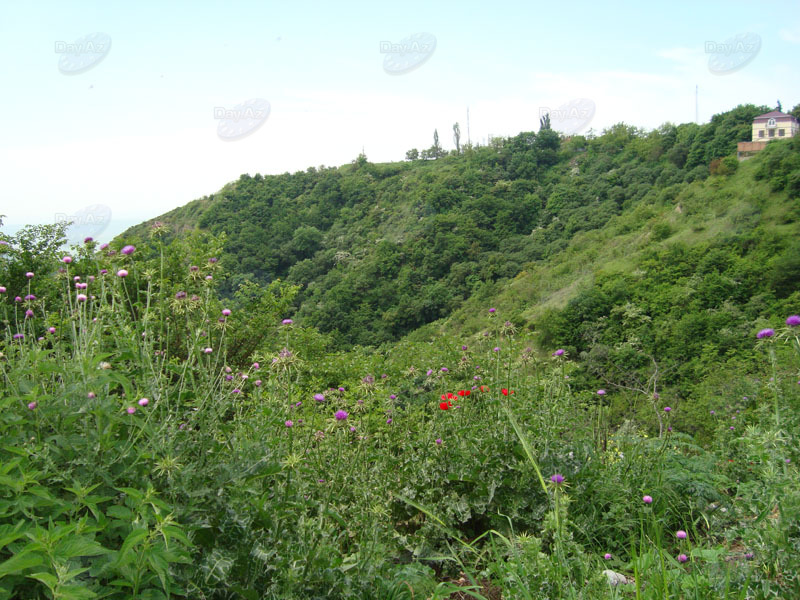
[
  {"left": 769, "top": 129, "right": 775, "bottom": 138},
  {"left": 779, "top": 129, "right": 785, "bottom": 136},
  {"left": 758, "top": 130, "right": 764, "bottom": 138}
]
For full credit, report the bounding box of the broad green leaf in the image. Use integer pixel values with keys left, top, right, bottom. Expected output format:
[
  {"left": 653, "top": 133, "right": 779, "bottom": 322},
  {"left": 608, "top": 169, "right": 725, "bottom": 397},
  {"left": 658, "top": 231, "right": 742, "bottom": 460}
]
[{"left": 0, "top": 551, "right": 44, "bottom": 579}]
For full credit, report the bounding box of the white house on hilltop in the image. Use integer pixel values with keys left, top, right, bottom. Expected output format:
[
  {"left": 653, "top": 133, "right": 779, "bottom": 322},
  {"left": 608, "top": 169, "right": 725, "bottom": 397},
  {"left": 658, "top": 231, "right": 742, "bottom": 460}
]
[{"left": 738, "top": 110, "right": 800, "bottom": 160}]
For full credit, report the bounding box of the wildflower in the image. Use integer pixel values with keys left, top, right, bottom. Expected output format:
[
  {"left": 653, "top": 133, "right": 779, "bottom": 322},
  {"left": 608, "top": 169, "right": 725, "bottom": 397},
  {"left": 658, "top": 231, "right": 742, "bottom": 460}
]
[
  {"left": 479, "top": 385, "right": 490, "bottom": 392},
  {"left": 338, "top": 387, "right": 345, "bottom": 392},
  {"left": 222, "top": 308, "right": 231, "bottom": 316},
  {"left": 117, "top": 269, "right": 128, "bottom": 277},
  {"left": 189, "top": 265, "right": 199, "bottom": 272},
  {"left": 84, "top": 237, "right": 93, "bottom": 243},
  {"left": 25, "top": 309, "right": 34, "bottom": 318},
  {"left": 25, "top": 294, "right": 36, "bottom": 301},
  {"left": 62, "top": 256, "right": 72, "bottom": 263},
  {"left": 435, "top": 438, "right": 442, "bottom": 445},
  {"left": 175, "top": 291, "right": 187, "bottom": 299},
  {"left": 440, "top": 367, "right": 448, "bottom": 373},
  {"left": 604, "top": 553, "right": 612, "bottom": 560},
  {"left": 27, "top": 402, "right": 37, "bottom": 410},
  {"left": 664, "top": 406, "right": 671, "bottom": 413},
  {"left": 282, "top": 318, "right": 293, "bottom": 325},
  {"left": 349, "top": 426, "right": 356, "bottom": 432},
  {"left": 253, "top": 362, "right": 260, "bottom": 369},
  {"left": 76, "top": 294, "right": 87, "bottom": 302},
  {"left": 756, "top": 328, "right": 774, "bottom": 339},
  {"left": 386, "top": 418, "right": 392, "bottom": 424},
  {"left": 597, "top": 389, "right": 606, "bottom": 395},
  {"left": 121, "top": 245, "right": 135, "bottom": 255},
  {"left": 676, "top": 530, "right": 687, "bottom": 539},
  {"left": 14, "top": 296, "right": 22, "bottom": 303},
  {"left": 730, "top": 426, "right": 735, "bottom": 430},
  {"left": 255, "top": 380, "right": 262, "bottom": 386},
  {"left": 138, "top": 398, "right": 149, "bottom": 406},
  {"left": 461, "top": 345, "right": 468, "bottom": 350},
  {"left": 231, "top": 388, "right": 241, "bottom": 394},
  {"left": 489, "top": 308, "right": 496, "bottom": 313},
  {"left": 126, "top": 407, "right": 136, "bottom": 414},
  {"left": 553, "top": 349, "right": 564, "bottom": 356},
  {"left": 205, "top": 275, "right": 212, "bottom": 281},
  {"left": 335, "top": 410, "right": 348, "bottom": 421},
  {"left": 362, "top": 375, "right": 375, "bottom": 384},
  {"left": 209, "top": 257, "right": 218, "bottom": 263},
  {"left": 550, "top": 473, "right": 565, "bottom": 484},
  {"left": 204, "top": 347, "right": 213, "bottom": 354},
  {"left": 493, "top": 347, "right": 500, "bottom": 352},
  {"left": 390, "top": 394, "right": 397, "bottom": 399},
  {"left": 100, "top": 269, "right": 108, "bottom": 275},
  {"left": 26, "top": 272, "right": 34, "bottom": 278},
  {"left": 48, "top": 327, "right": 56, "bottom": 333},
  {"left": 439, "top": 402, "right": 450, "bottom": 410},
  {"left": 744, "top": 552, "right": 754, "bottom": 560},
  {"left": 99, "top": 243, "right": 109, "bottom": 250},
  {"left": 314, "top": 393, "right": 325, "bottom": 402},
  {"left": 13, "top": 333, "right": 24, "bottom": 340},
  {"left": 285, "top": 420, "right": 293, "bottom": 427},
  {"left": 501, "top": 388, "right": 514, "bottom": 396},
  {"left": 643, "top": 495, "right": 653, "bottom": 504},
  {"left": 426, "top": 369, "right": 433, "bottom": 376},
  {"left": 786, "top": 315, "right": 800, "bottom": 326},
  {"left": 0, "top": 286, "right": 5, "bottom": 293}
]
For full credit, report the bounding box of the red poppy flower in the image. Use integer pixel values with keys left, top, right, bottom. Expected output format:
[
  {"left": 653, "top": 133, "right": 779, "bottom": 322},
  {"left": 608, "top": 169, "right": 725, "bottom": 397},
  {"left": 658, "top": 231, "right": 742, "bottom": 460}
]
[
  {"left": 440, "top": 402, "right": 450, "bottom": 410},
  {"left": 457, "top": 390, "right": 469, "bottom": 396},
  {"left": 479, "top": 385, "right": 490, "bottom": 392},
  {"left": 501, "top": 388, "right": 514, "bottom": 396}
]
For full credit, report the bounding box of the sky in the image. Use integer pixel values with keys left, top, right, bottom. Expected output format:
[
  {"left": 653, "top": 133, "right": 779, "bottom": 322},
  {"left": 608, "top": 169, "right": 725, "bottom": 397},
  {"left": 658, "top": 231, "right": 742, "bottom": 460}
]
[{"left": 0, "top": 0, "right": 798, "bottom": 244}]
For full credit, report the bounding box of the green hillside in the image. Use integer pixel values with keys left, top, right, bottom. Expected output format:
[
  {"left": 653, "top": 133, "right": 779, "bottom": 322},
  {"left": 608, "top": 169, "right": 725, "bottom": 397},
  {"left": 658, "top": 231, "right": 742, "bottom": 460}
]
[{"left": 121, "top": 103, "right": 800, "bottom": 403}]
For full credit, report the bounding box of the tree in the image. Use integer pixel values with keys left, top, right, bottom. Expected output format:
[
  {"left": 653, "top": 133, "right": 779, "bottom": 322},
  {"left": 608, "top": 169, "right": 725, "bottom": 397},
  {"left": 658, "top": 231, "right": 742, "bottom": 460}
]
[
  {"left": 405, "top": 148, "right": 419, "bottom": 161},
  {"left": 432, "top": 129, "right": 443, "bottom": 158},
  {"left": 453, "top": 122, "right": 461, "bottom": 154},
  {"left": 539, "top": 112, "right": 551, "bottom": 131}
]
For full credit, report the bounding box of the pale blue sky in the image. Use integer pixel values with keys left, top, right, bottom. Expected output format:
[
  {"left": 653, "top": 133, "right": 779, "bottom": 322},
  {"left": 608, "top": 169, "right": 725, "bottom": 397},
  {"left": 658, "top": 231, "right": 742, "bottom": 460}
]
[{"left": 1, "top": 0, "right": 798, "bottom": 243}]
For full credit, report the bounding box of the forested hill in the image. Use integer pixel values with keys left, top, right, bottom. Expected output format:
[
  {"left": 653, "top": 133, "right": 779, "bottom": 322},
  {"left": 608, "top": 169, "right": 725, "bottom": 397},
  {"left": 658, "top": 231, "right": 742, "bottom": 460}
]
[{"left": 121, "top": 103, "right": 800, "bottom": 360}]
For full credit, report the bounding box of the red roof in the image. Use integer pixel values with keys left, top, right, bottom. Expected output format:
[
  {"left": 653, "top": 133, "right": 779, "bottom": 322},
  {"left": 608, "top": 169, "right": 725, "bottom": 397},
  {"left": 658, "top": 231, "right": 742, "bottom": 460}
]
[{"left": 753, "top": 110, "right": 798, "bottom": 122}]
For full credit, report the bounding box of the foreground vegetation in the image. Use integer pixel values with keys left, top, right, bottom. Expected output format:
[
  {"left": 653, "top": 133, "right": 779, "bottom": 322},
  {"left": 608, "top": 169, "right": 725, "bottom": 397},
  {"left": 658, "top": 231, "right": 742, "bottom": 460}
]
[{"left": 0, "top": 227, "right": 798, "bottom": 598}]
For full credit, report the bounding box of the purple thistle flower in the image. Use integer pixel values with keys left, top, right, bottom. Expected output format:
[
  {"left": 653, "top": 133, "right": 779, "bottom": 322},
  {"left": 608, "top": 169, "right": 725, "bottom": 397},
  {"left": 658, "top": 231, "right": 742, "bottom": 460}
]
[
  {"left": 204, "top": 347, "right": 213, "bottom": 354},
  {"left": 77, "top": 294, "right": 87, "bottom": 302},
  {"left": 338, "top": 387, "right": 345, "bottom": 392},
  {"left": 664, "top": 406, "right": 671, "bottom": 413},
  {"left": 138, "top": 398, "right": 149, "bottom": 406},
  {"left": 643, "top": 495, "right": 653, "bottom": 504},
  {"left": 493, "top": 347, "right": 500, "bottom": 352},
  {"left": 99, "top": 243, "right": 109, "bottom": 250},
  {"left": 426, "top": 369, "right": 433, "bottom": 376},
  {"left": 335, "top": 410, "right": 348, "bottom": 421},
  {"left": 314, "top": 393, "right": 325, "bottom": 402},
  {"left": 744, "top": 552, "right": 754, "bottom": 560},
  {"left": 676, "top": 530, "right": 687, "bottom": 539},
  {"left": 231, "top": 388, "right": 241, "bottom": 394},
  {"left": 677, "top": 554, "right": 688, "bottom": 563},
  {"left": 25, "top": 309, "right": 34, "bottom": 318},
  {"left": 550, "top": 473, "right": 565, "bottom": 484},
  {"left": 282, "top": 318, "right": 293, "bottom": 325},
  {"left": 604, "top": 553, "right": 612, "bottom": 560},
  {"left": 25, "top": 294, "right": 36, "bottom": 301},
  {"left": 0, "top": 286, "right": 5, "bottom": 293},
  {"left": 461, "top": 345, "right": 468, "bottom": 350},
  {"left": 597, "top": 389, "right": 606, "bottom": 395},
  {"left": 117, "top": 269, "right": 128, "bottom": 278},
  {"left": 786, "top": 315, "right": 800, "bottom": 327},
  {"left": 189, "top": 265, "right": 199, "bottom": 272},
  {"left": 14, "top": 296, "right": 22, "bottom": 303},
  {"left": 222, "top": 308, "right": 231, "bottom": 316},
  {"left": 553, "top": 349, "right": 565, "bottom": 356},
  {"left": 440, "top": 367, "right": 448, "bottom": 373},
  {"left": 84, "top": 237, "right": 93, "bottom": 243},
  {"left": 285, "top": 420, "right": 293, "bottom": 427},
  {"left": 13, "top": 333, "right": 24, "bottom": 340},
  {"left": 255, "top": 379, "right": 262, "bottom": 386},
  {"left": 27, "top": 401, "right": 37, "bottom": 410},
  {"left": 488, "top": 308, "right": 496, "bottom": 313},
  {"left": 386, "top": 418, "right": 392, "bottom": 424},
  {"left": 121, "top": 245, "right": 135, "bottom": 255},
  {"left": 349, "top": 425, "right": 356, "bottom": 432},
  {"left": 25, "top": 272, "right": 34, "bottom": 278},
  {"left": 62, "top": 256, "right": 72, "bottom": 263},
  {"left": 126, "top": 407, "right": 136, "bottom": 414},
  {"left": 756, "top": 328, "right": 774, "bottom": 339},
  {"left": 209, "top": 257, "right": 218, "bottom": 263},
  {"left": 390, "top": 394, "right": 397, "bottom": 400},
  {"left": 99, "top": 269, "right": 108, "bottom": 275},
  {"left": 435, "top": 438, "right": 442, "bottom": 445},
  {"left": 48, "top": 327, "right": 56, "bottom": 333}
]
